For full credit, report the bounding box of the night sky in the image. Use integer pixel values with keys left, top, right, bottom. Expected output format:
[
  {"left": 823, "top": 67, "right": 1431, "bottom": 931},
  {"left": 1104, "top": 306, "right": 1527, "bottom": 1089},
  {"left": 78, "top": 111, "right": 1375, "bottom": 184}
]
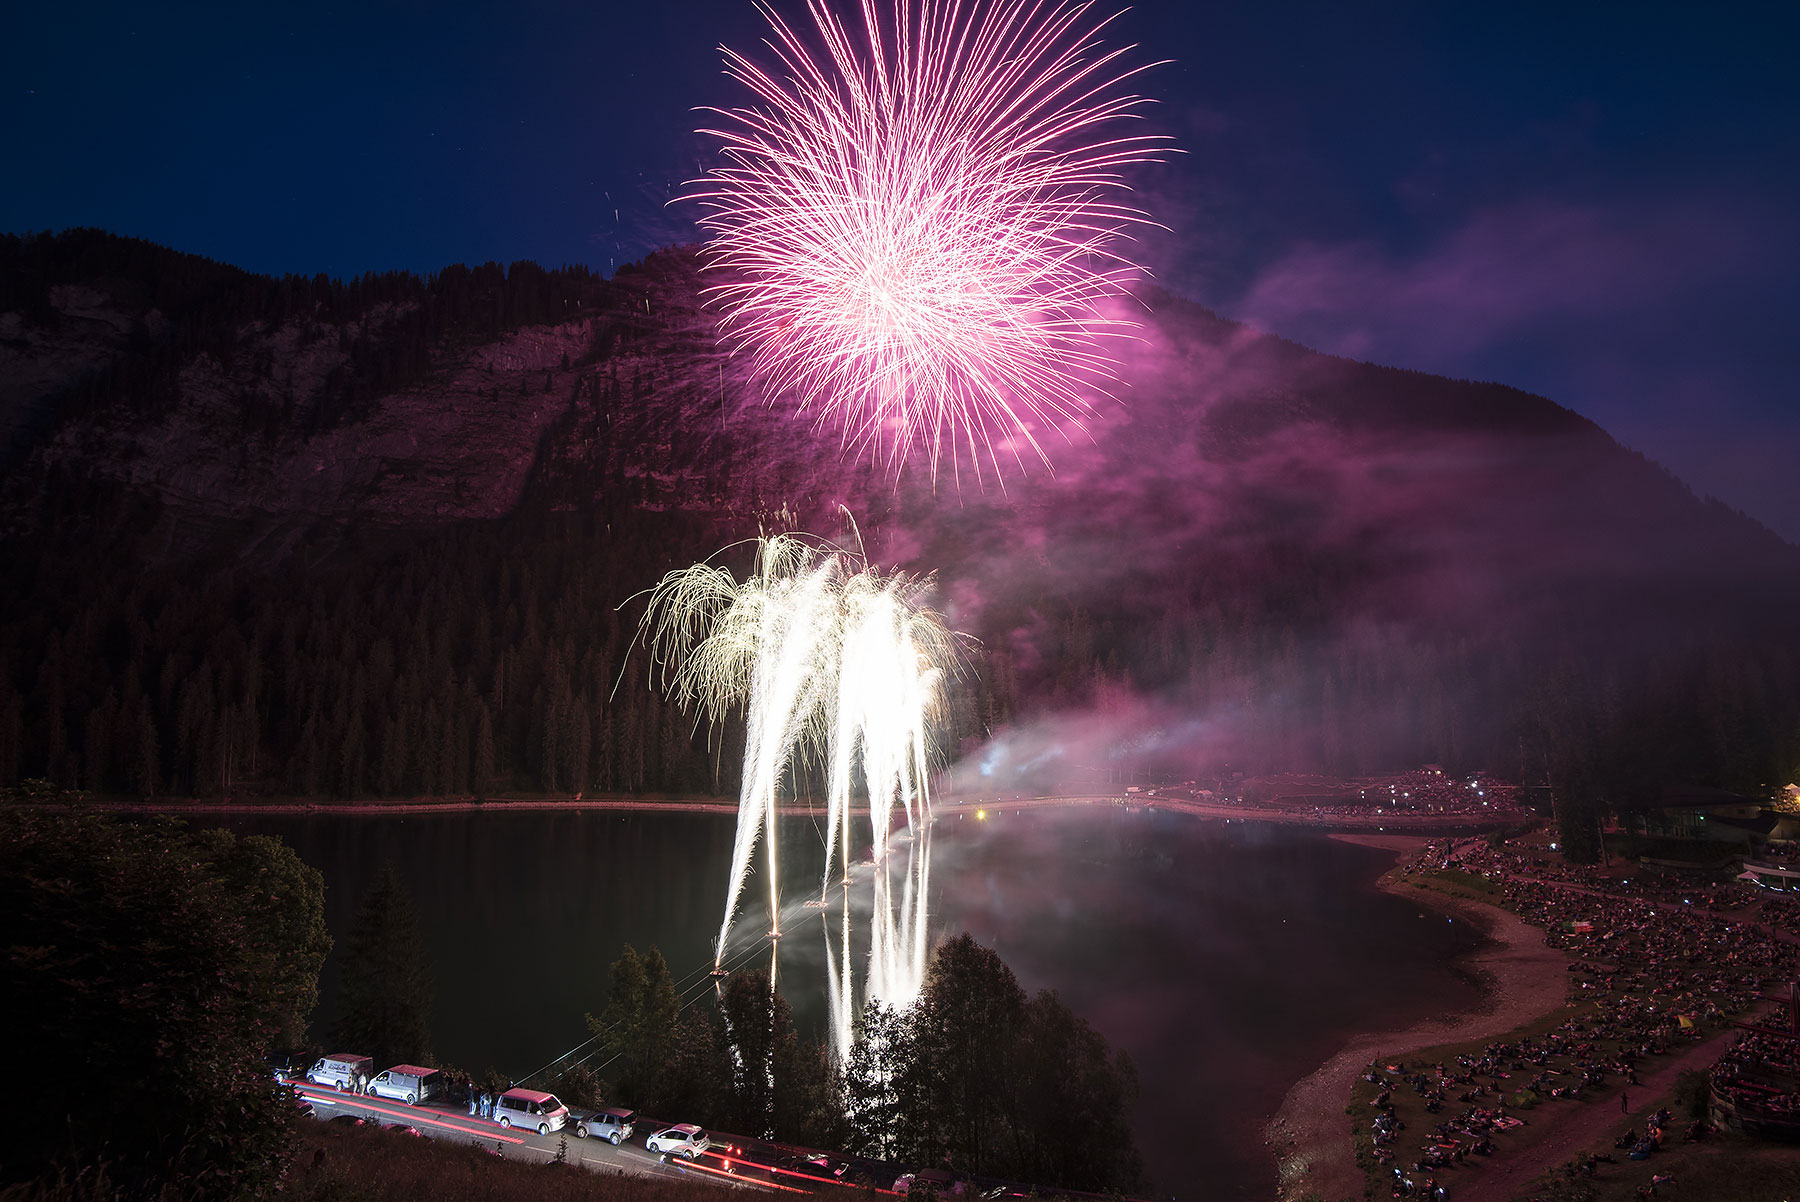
[{"left": 5, "top": 1, "right": 1796, "bottom": 539}]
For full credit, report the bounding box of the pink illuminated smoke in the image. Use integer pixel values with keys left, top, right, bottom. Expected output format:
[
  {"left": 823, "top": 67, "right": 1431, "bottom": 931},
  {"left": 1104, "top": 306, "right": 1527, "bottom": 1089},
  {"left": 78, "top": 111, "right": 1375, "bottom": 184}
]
[{"left": 688, "top": 0, "right": 1168, "bottom": 480}]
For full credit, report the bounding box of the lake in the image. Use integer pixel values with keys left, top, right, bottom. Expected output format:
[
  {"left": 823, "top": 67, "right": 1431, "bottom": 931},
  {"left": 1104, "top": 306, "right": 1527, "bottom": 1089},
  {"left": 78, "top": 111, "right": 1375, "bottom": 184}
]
[{"left": 209, "top": 805, "right": 1485, "bottom": 1199}]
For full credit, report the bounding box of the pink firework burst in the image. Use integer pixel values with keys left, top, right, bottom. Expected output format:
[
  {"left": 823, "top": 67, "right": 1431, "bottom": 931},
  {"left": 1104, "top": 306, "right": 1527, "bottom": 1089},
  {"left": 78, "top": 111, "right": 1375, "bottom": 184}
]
[{"left": 688, "top": 0, "right": 1170, "bottom": 480}]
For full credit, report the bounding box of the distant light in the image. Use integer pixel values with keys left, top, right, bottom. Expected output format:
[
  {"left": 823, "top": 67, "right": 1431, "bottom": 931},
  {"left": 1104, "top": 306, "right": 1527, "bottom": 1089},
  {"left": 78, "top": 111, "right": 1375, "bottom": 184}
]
[{"left": 977, "top": 809, "right": 986, "bottom": 820}]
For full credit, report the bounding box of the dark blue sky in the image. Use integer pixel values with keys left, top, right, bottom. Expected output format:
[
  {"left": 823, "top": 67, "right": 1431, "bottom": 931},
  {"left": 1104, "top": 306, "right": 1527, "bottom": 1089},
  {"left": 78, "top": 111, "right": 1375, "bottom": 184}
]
[{"left": 6, "top": 1, "right": 1797, "bottom": 538}]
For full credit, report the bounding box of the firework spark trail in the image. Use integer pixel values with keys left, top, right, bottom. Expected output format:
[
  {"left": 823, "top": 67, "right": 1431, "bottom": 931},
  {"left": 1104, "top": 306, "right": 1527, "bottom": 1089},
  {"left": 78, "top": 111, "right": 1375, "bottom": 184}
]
[
  {"left": 638, "top": 532, "right": 961, "bottom": 1059},
  {"left": 688, "top": 0, "right": 1169, "bottom": 480}
]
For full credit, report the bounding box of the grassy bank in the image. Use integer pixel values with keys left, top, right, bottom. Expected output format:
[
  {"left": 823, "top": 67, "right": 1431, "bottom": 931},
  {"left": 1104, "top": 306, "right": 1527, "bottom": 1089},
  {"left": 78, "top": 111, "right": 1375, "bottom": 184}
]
[{"left": 1516, "top": 1114, "right": 1800, "bottom": 1202}]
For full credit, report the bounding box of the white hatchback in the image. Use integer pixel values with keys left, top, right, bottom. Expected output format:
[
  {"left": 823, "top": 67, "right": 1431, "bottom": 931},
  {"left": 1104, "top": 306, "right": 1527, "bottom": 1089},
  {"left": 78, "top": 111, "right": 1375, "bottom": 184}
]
[{"left": 646, "top": 1123, "right": 710, "bottom": 1159}]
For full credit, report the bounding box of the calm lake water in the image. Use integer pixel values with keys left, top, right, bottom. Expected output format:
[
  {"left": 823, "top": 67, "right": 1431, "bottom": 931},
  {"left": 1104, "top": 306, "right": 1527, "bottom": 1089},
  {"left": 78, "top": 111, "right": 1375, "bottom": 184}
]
[{"left": 208, "top": 806, "right": 1484, "bottom": 1199}]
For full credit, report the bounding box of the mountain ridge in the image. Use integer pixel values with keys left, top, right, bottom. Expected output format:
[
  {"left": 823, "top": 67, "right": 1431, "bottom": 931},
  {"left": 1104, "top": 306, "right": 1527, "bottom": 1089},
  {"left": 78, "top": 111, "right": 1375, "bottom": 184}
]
[{"left": 1, "top": 229, "right": 1795, "bottom": 849}]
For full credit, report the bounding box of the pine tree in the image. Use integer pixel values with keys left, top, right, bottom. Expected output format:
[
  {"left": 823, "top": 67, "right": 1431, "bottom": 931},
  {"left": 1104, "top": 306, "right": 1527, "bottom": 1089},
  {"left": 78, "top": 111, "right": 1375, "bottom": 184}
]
[
  {"left": 719, "top": 968, "right": 795, "bottom": 1139},
  {"left": 843, "top": 1001, "right": 906, "bottom": 1158},
  {"left": 133, "top": 700, "right": 160, "bottom": 798},
  {"left": 335, "top": 865, "right": 434, "bottom": 1068},
  {"left": 472, "top": 702, "right": 496, "bottom": 796},
  {"left": 378, "top": 713, "right": 406, "bottom": 796},
  {"left": 0, "top": 688, "right": 21, "bottom": 785},
  {"left": 585, "top": 944, "right": 679, "bottom": 1108}
]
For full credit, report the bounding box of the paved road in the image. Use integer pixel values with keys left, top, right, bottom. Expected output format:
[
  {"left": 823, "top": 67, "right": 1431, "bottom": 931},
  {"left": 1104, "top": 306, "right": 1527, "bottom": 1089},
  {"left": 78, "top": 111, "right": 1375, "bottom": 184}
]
[
  {"left": 295, "top": 1083, "right": 782, "bottom": 1191},
  {"left": 1452, "top": 1025, "right": 1744, "bottom": 1202}
]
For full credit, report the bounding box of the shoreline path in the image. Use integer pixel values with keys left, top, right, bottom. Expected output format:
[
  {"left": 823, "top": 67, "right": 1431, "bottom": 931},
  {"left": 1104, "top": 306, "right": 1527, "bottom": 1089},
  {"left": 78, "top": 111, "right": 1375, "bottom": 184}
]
[
  {"left": 1267, "top": 836, "right": 1758, "bottom": 1202},
  {"left": 1266, "top": 835, "right": 1570, "bottom": 1202}
]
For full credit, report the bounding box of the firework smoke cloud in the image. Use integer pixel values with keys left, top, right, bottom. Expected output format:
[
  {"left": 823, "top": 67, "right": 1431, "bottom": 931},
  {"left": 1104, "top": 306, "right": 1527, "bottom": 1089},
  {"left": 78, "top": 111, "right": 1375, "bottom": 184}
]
[{"left": 688, "top": 0, "right": 1170, "bottom": 480}]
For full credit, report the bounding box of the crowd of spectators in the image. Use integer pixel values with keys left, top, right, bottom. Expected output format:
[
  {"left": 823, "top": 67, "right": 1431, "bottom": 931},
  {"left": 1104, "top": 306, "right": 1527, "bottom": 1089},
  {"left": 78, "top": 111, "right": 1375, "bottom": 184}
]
[
  {"left": 1712, "top": 1030, "right": 1800, "bottom": 1130},
  {"left": 1364, "top": 833, "right": 1800, "bottom": 1195},
  {"left": 1168, "top": 767, "right": 1529, "bottom": 824}
]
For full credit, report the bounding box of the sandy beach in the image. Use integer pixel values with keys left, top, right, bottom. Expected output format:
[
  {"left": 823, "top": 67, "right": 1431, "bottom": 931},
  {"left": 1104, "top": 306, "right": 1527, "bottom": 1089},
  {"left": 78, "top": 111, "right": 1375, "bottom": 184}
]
[{"left": 1265, "top": 835, "right": 1572, "bottom": 1202}]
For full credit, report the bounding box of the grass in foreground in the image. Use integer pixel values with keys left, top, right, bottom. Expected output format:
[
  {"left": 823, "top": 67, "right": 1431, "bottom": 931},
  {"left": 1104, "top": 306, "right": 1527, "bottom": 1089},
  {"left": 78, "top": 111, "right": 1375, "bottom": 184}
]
[
  {"left": 284, "top": 1122, "right": 728, "bottom": 1202},
  {"left": 1518, "top": 1118, "right": 1800, "bottom": 1202}
]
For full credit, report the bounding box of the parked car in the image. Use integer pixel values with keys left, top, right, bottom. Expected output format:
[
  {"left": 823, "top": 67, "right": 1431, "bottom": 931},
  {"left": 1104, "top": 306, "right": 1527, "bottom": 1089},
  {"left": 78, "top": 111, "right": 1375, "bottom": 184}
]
[
  {"left": 493, "top": 1088, "right": 567, "bottom": 1135},
  {"left": 646, "top": 1124, "right": 710, "bottom": 1159},
  {"left": 267, "top": 1051, "right": 311, "bottom": 1081},
  {"left": 307, "top": 1053, "right": 373, "bottom": 1093},
  {"left": 731, "top": 1143, "right": 788, "bottom": 1174},
  {"left": 329, "top": 1115, "right": 367, "bottom": 1128},
  {"left": 571, "top": 1107, "right": 635, "bottom": 1144},
  {"left": 780, "top": 1152, "right": 840, "bottom": 1177},
  {"left": 366, "top": 1065, "right": 443, "bottom": 1105},
  {"left": 834, "top": 1157, "right": 886, "bottom": 1188},
  {"left": 895, "top": 1169, "right": 967, "bottom": 1195}
]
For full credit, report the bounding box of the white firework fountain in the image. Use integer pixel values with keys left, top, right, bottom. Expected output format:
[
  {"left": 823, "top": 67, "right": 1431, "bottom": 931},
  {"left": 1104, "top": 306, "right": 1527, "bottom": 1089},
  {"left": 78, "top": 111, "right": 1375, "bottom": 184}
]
[{"left": 638, "top": 530, "right": 959, "bottom": 1060}]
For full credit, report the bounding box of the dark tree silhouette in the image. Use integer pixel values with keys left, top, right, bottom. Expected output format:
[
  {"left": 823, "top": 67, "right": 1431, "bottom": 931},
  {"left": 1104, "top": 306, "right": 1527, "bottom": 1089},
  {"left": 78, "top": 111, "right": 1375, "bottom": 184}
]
[
  {"left": 585, "top": 943, "right": 680, "bottom": 1108},
  {"left": 878, "top": 934, "right": 1147, "bottom": 1193},
  {"left": 335, "top": 865, "right": 435, "bottom": 1068},
  {"left": 0, "top": 812, "right": 321, "bottom": 1197}
]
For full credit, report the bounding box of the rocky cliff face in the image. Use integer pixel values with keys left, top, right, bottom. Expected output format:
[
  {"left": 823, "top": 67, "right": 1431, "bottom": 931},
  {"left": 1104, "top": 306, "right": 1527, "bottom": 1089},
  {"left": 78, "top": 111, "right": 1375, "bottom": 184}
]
[
  {"left": 4, "top": 308, "right": 596, "bottom": 560},
  {"left": 0, "top": 285, "right": 137, "bottom": 470}
]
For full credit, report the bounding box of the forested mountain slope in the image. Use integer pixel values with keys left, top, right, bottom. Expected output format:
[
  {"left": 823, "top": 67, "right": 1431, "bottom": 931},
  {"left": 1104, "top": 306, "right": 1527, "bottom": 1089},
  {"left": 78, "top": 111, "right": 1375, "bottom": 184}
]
[{"left": 2, "top": 229, "right": 1795, "bottom": 842}]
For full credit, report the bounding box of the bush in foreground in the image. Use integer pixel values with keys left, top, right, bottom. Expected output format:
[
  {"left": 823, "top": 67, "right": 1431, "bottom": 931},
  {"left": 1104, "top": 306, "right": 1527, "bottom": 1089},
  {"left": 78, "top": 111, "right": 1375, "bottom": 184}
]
[{"left": 0, "top": 810, "right": 327, "bottom": 1198}]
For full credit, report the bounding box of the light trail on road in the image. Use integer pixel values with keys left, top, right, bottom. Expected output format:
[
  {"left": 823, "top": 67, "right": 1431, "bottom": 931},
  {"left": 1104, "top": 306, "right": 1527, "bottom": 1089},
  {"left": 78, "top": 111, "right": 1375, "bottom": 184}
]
[{"left": 296, "top": 1084, "right": 525, "bottom": 1144}]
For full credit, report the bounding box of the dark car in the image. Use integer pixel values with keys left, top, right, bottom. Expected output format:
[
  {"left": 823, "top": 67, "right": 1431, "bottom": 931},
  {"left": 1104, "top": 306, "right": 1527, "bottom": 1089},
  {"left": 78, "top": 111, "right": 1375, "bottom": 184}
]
[
  {"left": 835, "top": 1157, "right": 887, "bottom": 1188},
  {"left": 896, "top": 1169, "right": 968, "bottom": 1195},
  {"left": 329, "top": 1115, "right": 367, "bottom": 1128},
  {"left": 267, "top": 1051, "right": 312, "bottom": 1081},
  {"left": 778, "top": 1152, "right": 836, "bottom": 1176}
]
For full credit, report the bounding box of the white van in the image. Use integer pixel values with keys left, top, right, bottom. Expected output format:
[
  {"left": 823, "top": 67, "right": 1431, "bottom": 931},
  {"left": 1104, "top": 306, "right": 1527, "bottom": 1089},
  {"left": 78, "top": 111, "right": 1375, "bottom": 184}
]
[
  {"left": 307, "top": 1054, "right": 373, "bottom": 1092},
  {"left": 367, "top": 1065, "right": 443, "bottom": 1105},
  {"left": 494, "top": 1088, "right": 567, "bottom": 1135}
]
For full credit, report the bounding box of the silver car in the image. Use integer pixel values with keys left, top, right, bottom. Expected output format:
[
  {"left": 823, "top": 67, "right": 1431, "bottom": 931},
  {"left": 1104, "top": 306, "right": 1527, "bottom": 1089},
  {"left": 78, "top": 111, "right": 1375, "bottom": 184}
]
[{"left": 573, "top": 1107, "right": 636, "bottom": 1144}]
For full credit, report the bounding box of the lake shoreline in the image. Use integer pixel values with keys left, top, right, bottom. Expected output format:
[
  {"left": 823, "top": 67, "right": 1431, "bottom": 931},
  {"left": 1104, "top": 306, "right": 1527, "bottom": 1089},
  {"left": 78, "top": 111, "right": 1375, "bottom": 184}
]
[
  {"left": 68, "top": 792, "right": 1518, "bottom": 833},
  {"left": 1263, "top": 834, "right": 1570, "bottom": 1202},
  {"left": 148, "top": 798, "right": 1518, "bottom": 1199}
]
